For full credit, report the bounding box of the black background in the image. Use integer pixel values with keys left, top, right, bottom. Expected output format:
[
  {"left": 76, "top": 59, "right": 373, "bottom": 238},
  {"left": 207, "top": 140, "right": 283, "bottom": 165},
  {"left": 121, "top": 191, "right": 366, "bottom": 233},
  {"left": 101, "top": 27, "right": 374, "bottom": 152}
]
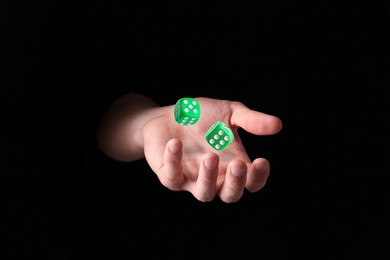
[{"left": 1, "top": 1, "right": 389, "bottom": 259}]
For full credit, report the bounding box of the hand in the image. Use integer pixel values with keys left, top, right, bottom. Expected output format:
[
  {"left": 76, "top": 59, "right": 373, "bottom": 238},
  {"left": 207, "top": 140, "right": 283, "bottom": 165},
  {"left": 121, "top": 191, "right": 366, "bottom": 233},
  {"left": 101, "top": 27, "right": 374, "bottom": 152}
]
[{"left": 142, "top": 97, "right": 282, "bottom": 203}]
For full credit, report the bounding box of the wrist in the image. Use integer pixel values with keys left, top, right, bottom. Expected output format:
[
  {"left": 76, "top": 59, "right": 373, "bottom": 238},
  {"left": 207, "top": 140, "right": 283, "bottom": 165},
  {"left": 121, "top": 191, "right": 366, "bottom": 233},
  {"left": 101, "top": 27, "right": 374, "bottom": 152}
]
[{"left": 97, "top": 93, "right": 161, "bottom": 162}]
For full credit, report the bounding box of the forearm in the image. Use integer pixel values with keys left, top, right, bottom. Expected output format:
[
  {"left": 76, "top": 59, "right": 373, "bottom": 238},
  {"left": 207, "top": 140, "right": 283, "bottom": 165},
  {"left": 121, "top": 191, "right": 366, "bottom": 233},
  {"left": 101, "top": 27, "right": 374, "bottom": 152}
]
[{"left": 96, "top": 93, "right": 160, "bottom": 162}]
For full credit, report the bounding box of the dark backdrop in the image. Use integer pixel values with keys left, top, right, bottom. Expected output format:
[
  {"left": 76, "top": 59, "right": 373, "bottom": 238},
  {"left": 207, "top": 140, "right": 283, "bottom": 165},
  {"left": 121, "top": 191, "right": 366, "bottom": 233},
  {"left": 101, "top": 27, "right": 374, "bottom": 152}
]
[{"left": 1, "top": 1, "right": 388, "bottom": 259}]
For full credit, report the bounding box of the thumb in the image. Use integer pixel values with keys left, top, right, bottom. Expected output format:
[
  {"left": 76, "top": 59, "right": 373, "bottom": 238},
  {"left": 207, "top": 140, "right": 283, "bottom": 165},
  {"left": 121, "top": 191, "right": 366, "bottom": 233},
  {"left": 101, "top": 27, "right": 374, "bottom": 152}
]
[{"left": 230, "top": 102, "right": 282, "bottom": 135}]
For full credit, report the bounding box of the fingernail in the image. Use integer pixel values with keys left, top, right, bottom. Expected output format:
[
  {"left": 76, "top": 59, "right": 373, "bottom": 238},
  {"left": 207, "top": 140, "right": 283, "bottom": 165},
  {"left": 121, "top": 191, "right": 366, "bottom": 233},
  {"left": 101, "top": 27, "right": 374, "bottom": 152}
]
[
  {"left": 204, "top": 159, "right": 217, "bottom": 170},
  {"left": 231, "top": 166, "right": 245, "bottom": 177}
]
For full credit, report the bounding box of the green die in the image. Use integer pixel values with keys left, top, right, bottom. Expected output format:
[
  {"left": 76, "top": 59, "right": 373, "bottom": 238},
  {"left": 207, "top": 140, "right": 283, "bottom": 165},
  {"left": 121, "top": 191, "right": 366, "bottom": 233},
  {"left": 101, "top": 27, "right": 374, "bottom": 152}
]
[
  {"left": 204, "top": 121, "right": 234, "bottom": 151},
  {"left": 174, "top": 97, "right": 201, "bottom": 126}
]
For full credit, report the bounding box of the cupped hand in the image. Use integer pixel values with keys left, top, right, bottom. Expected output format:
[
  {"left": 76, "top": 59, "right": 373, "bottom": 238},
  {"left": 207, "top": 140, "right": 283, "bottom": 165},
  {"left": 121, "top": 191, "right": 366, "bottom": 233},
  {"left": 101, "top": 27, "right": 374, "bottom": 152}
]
[{"left": 142, "top": 97, "right": 282, "bottom": 203}]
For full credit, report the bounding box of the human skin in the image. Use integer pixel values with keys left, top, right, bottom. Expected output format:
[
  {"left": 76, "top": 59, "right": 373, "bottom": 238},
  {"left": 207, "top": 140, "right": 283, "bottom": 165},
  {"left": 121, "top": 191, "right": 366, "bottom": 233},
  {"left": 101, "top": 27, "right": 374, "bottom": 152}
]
[{"left": 97, "top": 93, "right": 282, "bottom": 203}]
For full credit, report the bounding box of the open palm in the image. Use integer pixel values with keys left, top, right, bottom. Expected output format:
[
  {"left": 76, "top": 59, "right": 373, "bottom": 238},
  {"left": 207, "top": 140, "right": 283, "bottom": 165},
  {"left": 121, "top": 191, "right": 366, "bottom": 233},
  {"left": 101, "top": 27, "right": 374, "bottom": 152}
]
[{"left": 142, "top": 97, "right": 282, "bottom": 203}]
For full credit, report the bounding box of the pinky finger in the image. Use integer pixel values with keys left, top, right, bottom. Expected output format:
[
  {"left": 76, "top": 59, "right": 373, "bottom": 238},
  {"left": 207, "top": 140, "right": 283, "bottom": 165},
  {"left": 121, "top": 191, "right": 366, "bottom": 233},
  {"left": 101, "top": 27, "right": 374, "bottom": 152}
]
[{"left": 161, "top": 138, "right": 185, "bottom": 190}]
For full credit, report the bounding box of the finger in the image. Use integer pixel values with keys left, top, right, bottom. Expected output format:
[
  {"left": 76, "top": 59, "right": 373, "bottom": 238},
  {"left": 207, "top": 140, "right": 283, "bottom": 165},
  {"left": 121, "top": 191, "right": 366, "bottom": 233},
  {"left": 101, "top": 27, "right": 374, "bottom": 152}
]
[
  {"left": 245, "top": 158, "right": 270, "bottom": 192},
  {"left": 230, "top": 102, "right": 282, "bottom": 135},
  {"left": 194, "top": 153, "right": 219, "bottom": 202},
  {"left": 219, "top": 160, "right": 247, "bottom": 203},
  {"left": 162, "top": 138, "right": 185, "bottom": 190}
]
